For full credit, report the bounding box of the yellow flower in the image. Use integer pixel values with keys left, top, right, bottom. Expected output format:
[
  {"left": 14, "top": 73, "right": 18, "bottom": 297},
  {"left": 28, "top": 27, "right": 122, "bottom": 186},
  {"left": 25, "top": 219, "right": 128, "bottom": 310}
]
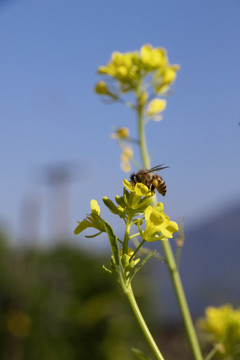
[
  {"left": 90, "top": 199, "right": 100, "bottom": 216},
  {"left": 122, "top": 179, "right": 153, "bottom": 212},
  {"left": 98, "top": 51, "right": 140, "bottom": 84},
  {"left": 94, "top": 80, "right": 118, "bottom": 100},
  {"left": 197, "top": 304, "right": 240, "bottom": 357},
  {"left": 123, "top": 179, "right": 152, "bottom": 197},
  {"left": 198, "top": 305, "right": 240, "bottom": 338},
  {"left": 142, "top": 204, "right": 178, "bottom": 241},
  {"left": 140, "top": 44, "right": 167, "bottom": 70},
  {"left": 110, "top": 127, "right": 129, "bottom": 140},
  {"left": 74, "top": 200, "right": 105, "bottom": 236},
  {"left": 123, "top": 179, "right": 134, "bottom": 192},
  {"left": 120, "top": 147, "right": 133, "bottom": 172},
  {"left": 95, "top": 81, "right": 109, "bottom": 95},
  {"left": 154, "top": 65, "right": 180, "bottom": 94},
  {"left": 121, "top": 162, "right": 130, "bottom": 172},
  {"left": 162, "top": 67, "right": 178, "bottom": 83},
  {"left": 120, "top": 247, "right": 135, "bottom": 257},
  {"left": 146, "top": 98, "right": 167, "bottom": 118},
  {"left": 120, "top": 248, "right": 140, "bottom": 266},
  {"left": 96, "top": 44, "right": 179, "bottom": 95}
]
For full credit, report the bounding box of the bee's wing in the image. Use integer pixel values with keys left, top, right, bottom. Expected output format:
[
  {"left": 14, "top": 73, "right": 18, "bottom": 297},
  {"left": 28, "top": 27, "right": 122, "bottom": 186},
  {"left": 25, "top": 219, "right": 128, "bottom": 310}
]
[{"left": 142, "top": 164, "right": 169, "bottom": 174}]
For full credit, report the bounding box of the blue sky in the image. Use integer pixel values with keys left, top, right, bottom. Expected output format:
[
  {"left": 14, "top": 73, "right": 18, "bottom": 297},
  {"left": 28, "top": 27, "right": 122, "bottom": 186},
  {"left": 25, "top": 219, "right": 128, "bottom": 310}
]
[{"left": 0, "top": 0, "right": 240, "bottom": 243}]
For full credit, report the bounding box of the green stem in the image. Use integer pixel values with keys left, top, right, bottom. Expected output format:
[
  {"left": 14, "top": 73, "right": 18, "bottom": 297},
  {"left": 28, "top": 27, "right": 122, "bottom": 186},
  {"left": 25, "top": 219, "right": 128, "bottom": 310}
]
[
  {"left": 129, "top": 232, "right": 140, "bottom": 239},
  {"left": 204, "top": 346, "right": 218, "bottom": 360},
  {"left": 137, "top": 103, "right": 203, "bottom": 360},
  {"left": 129, "top": 239, "right": 146, "bottom": 261},
  {"left": 123, "top": 215, "right": 132, "bottom": 254},
  {"left": 137, "top": 103, "right": 150, "bottom": 169},
  {"left": 162, "top": 240, "right": 203, "bottom": 360},
  {"left": 125, "top": 284, "right": 165, "bottom": 360}
]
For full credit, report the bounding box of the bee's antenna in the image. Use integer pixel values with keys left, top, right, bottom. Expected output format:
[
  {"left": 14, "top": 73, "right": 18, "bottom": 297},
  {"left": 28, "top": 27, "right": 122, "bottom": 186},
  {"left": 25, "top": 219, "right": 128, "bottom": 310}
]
[{"left": 149, "top": 165, "right": 169, "bottom": 172}]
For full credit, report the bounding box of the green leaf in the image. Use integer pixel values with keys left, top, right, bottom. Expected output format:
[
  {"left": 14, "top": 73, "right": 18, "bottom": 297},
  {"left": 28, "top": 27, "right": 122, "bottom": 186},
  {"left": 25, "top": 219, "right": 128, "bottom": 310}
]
[
  {"left": 104, "top": 221, "right": 121, "bottom": 266},
  {"left": 131, "top": 347, "right": 153, "bottom": 360}
]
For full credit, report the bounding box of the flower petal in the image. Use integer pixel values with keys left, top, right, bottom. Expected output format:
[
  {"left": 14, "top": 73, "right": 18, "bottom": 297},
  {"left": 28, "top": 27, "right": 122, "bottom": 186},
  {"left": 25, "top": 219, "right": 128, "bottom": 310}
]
[
  {"left": 123, "top": 179, "right": 134, "bottom": 192},
  {"left": 135, "top": 182, "right": 152, "bottom": 197},
  {"left": 90, "top": 199, "right": 101, "bottom": 216},
  {"left": 146, "top": 98, "right": 167, "bottom": 117}
]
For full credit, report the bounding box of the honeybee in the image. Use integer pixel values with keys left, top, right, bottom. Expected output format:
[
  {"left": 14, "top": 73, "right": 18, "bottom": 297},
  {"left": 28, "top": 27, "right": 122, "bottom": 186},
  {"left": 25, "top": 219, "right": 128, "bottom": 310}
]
[{"left": 130, "top": 165, "right": 168, "bottom": 196}]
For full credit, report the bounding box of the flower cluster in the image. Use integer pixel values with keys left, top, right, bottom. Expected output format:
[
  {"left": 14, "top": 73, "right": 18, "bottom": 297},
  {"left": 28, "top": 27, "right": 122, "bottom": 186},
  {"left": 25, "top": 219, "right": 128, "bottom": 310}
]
[
  {"left": 95, "top": 44, "right": 179, "bottom": 121},
  {"left": 74, "top": 180, "right": 178, "bottom": 290},
  {"left": 74, "top": 199, "right": 105, "bottom": 238},
  {"left": 75, "top": 181, "right": 178, "bottom": 243},
  {"left": 95, "top": 44, "right": 179, "bottom": 174},
  {"left": 197, "top": 304, "right": 240, "bottom": 358},
  {"left": 142, "top": 204, "right": 179, "bottom": 241},
  {"left": 95, "top": 44, "right": 179, "bottom": 95},
  {"left": 116, "top": 180, "right": 178, "bottom": 242}
]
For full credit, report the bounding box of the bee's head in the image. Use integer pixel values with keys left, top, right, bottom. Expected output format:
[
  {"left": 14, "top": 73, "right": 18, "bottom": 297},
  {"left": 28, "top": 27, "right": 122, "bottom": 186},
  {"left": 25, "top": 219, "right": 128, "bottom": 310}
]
[{"left": 130, "top": 173, "right": 136, "bottom": 184}]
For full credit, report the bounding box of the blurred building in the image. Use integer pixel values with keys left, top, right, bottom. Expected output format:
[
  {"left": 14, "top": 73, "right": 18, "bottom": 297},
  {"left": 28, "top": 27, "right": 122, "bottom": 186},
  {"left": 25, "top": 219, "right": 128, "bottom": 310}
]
[
  {"left": 19, "top": 162, "right": 83, "bottom": 245},
  {"left": 19, "top": 190, "right": 42, "bottom": 245}
]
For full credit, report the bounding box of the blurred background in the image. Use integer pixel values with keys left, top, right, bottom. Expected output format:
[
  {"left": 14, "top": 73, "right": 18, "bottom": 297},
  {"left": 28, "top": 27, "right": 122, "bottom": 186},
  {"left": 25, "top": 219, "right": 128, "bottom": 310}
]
[{"left": 0, "top": 0, "right": 239, "bottom": 359}]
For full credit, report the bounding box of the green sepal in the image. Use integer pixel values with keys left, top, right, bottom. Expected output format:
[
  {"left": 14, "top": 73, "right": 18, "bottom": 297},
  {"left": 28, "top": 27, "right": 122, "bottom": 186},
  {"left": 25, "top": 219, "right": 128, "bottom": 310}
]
[
  {"left": 120, "top": 184, "right": 154, "bottom": 213},
  {"left": 124, "top": 262, "right": 137, "bottom": 281},
  {"left": 74, "top": 220, "right": 92, "bottom": 235},
  {"left": 91, "top": 213, "right": 106, "bottom": 232},
  {"left": 102, "top": 197, "right": 120, "bottom": 215},
  {"left": 127, "top": 259, "right": 136, "bottom": 270},
  {"left": 115, "top": 195, "right": 125, "bottom": 208},
  {"left": 123, "top": 188, "right": 130, "bottom": 207},
  {"left": 121, "top": 253, "right": 130, "bottom": 268},
  {"left": 133, "top": 196, "right": 153, "bottom": 212},
  {"left": 102, "top": 196, "right": 126, "bottom": 219},
  {"left": 114, "top": 189, "right": 151, "bottom": 216}
]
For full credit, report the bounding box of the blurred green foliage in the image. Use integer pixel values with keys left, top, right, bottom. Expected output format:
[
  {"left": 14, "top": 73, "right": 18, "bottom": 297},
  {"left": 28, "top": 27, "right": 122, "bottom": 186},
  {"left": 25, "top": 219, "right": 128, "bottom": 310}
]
[{"left": 0, "top": 231, "right": 150, "bottom": 360}]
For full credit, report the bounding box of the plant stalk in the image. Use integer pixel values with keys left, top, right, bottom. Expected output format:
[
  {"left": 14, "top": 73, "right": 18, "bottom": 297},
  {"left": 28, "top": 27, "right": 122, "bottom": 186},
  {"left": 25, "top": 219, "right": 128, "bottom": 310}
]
[
  {"left": 137, "top": 104, "right": 150, "bottom": 169},
  {"left": 126, "top": 284, "right": 165, "bottom": 360},
  {"left": 137, "top": 103, "right": 203, "bottom": 360},
  {"left": 161, "top": 240, "right": 203, "bottom": 360},
  {"left": 122, "top": 211, "right": 164, "bottom": 359}
]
